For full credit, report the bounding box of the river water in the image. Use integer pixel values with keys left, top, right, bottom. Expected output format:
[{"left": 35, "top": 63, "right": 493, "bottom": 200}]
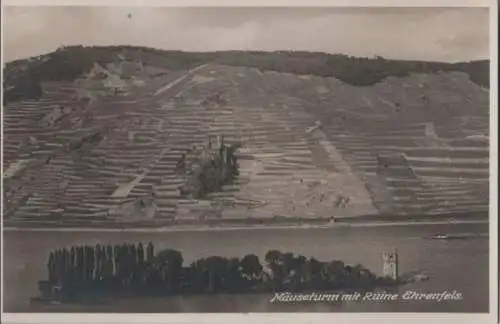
[{"left": 2, "top": 222, "right": 489, "bottom": 312}]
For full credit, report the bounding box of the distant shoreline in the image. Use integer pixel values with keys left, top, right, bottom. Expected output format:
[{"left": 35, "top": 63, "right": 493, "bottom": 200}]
[{"left": 2, "top": 211, "right": 489, "bottom": 232}]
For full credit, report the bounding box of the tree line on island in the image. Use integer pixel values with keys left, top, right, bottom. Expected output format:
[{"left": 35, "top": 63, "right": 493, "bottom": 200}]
[{"left": 40, "top": 242, "right": 398, "bottom": 301}]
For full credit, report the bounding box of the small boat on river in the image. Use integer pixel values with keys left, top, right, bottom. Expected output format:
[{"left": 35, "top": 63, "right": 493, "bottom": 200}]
[{"left": 431, "top": 232, "right": 488, "bottom": 240}]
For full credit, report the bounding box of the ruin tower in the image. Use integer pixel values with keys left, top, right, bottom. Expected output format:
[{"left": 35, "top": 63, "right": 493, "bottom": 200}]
[{"left": 382, "top": 250, "right": 399, "bottom": 280}]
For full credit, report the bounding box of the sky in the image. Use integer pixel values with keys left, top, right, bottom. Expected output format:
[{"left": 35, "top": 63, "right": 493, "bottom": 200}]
[{"left": 3, "top": 6, "right": 491, "bottom": 63}]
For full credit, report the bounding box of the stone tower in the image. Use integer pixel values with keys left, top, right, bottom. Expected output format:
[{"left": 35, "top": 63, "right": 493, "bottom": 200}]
[{"left": 382, "top": 250, "right": 399, "bottom": 280}]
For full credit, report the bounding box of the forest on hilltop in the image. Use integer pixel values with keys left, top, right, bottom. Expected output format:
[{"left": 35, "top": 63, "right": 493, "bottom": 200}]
[{"left": 3, "top": 45, "right": 490, "bottom": 104}]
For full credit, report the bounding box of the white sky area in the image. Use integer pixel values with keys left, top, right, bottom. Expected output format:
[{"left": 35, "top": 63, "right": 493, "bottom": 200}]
[{"left": 3, "top": 7, "right": 490, "bottom": 62}]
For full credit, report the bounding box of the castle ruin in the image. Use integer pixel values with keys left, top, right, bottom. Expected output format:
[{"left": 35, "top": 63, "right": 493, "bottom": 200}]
[{"left": 382, "top": 250, "right": 399, "bottom": 281}]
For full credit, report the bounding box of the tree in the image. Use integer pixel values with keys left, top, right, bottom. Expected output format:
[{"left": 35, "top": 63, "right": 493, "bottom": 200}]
[
  {"left": 130, "top": 244, "right": 138, "bottom": 284},
  {"left": 225, "top": 257, "right": 242, "bottom": 291},
  {"left": 113, "top": 244, "right": 121, "bottom": 282},
  {"left": 121, "top": 243, "right": 131, "bottom": 287},
  {"left": 104, "top": 245, "right": 114, "bottom": 283},
  {"left": 76, "top": 246, "right": 84, "bottom": 282},
  {"left": 289, "top": 255, "right": 307, "bottom": 291},
  {"left": 70, "top": 247, "right": 76, "bottom": 281},
  {"left": 189, "top": 259, "right": 209, "bottom": 293},
  {"left": 62, "top": 248, "right": 70, "bottom": 283},
  {"left": 203, "top": 256, "right": 226, "bottom": 293},
  {"left": 136, "top": 243, "right": 145, "bottom": 285},
  {"left": 95, "top": 244, "right": 103, "bottom": 282},
  {"left": 86, "top": 245, "right": 95, "bottom": 282},
  {"left": 47, "top": 251, "right": 56, "bottom": 283},
  {"left": 265, "top": 250, "right": 284, "bottom": 291},
  {"left": 321, "top": 260, "right": 345, "bottom": 289},
  {"left": 304, "top": 257, "right": 324, "bottom": 290},
  {"left": 240, "top": 254, "right": 263, "bottom": 282},
  {"left": 137, "top": 243, "right": 145, "bottom": 266},
  {"left": 52, "top": 250, "right": 59, "bottom": 283},
  {"left": 154, "top": 249, "right": 184, "bottom": 293},
  {"left": 265, "top": 250, "right": 282, "bottom": 265},
  {"left": 282, "top": 252, "right": 296, "bottom": 276},
  {"left": 146, "top": 242, "right": 154, "bottom": 264}
]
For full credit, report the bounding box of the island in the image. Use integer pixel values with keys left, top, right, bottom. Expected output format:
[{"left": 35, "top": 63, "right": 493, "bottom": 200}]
[{"left": 34, "top": 242, "right": 402, "bottom": 303}]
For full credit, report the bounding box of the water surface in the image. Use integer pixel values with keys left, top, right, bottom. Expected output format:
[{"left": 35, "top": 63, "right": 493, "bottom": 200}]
[{"left": 3, "top": 223, "right": 489, "bottom": 312}]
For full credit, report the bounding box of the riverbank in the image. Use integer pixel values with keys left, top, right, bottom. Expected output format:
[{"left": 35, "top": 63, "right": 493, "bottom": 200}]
[{"left": 2, "top": 210, "right": 489, "bottom": 232}]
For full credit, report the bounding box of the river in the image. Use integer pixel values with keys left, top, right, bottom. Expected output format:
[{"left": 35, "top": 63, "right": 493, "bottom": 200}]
[{"left": 2, "top": 222, "right": 489, "bottom": 312}]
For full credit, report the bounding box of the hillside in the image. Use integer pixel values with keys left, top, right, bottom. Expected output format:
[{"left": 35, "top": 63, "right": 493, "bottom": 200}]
[{"left": 2, "top": 46, "right": 490, "bottom": 227}]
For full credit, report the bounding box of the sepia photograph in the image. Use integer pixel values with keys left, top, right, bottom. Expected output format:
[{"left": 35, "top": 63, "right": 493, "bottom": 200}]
[{"left": 1, "top": 2, "right": 497, "bottom": 321}]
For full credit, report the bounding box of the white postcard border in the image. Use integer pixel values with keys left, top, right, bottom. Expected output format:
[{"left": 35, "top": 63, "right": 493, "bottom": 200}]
[{"left": 1, "top": 0, "right": 498, "bottom": 323}]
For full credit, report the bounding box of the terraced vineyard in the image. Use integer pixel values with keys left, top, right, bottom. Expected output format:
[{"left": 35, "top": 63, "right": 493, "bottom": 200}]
[{"left": 3, "top": 50, "right": 490, "bottom": 227}]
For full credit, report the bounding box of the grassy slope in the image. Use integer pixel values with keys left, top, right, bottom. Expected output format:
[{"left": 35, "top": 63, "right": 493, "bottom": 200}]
[{"left": 3, "top": 45, "right": 489, "bottom": 104}]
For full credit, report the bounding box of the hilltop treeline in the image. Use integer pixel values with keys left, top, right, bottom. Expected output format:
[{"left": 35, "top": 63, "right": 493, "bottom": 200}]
[
  {"left": 4, "top": 46, "right": 208, "bottom": 85},
  {"left": 39, "top": 242, "right": 396, "bottom": 301},
  {"left": 216, "top": 51, "right": 489, "bottom": 88},
  {"left": 3, "top": 46, "right": 209, "bottom": 104},
  {"left": 4, "top": 45, "right": 489, "bottom": 104}
]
